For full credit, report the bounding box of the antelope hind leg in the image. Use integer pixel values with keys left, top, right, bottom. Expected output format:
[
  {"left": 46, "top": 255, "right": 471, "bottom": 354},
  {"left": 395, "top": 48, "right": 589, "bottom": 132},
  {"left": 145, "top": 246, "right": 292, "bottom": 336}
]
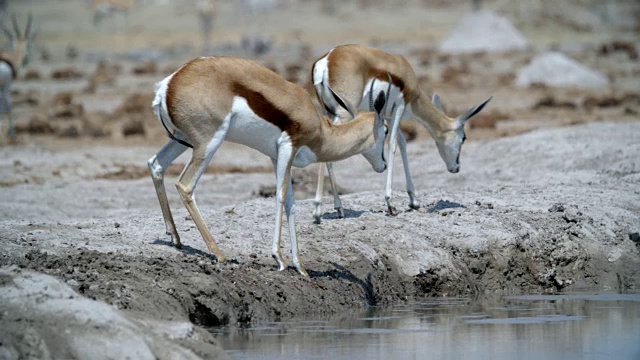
[
  {"left": 148, "top": 140, "right": 188, "bottom": 247},
  {"left": 175, "top": 132, "right": 227, "bottom": 262}
]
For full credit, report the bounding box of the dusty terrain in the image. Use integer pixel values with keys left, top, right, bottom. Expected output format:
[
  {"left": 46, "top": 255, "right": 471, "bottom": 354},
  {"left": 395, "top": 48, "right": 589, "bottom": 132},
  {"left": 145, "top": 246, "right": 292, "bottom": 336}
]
[{"left": 0, "top": 0, "right": 639, "bottom": 358}]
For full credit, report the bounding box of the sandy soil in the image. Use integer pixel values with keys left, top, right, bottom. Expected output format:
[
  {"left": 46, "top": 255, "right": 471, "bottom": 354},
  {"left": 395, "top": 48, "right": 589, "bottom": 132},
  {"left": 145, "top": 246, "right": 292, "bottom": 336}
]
[{"left": 1, "top": 0, "right": 639, "bottom": 358}]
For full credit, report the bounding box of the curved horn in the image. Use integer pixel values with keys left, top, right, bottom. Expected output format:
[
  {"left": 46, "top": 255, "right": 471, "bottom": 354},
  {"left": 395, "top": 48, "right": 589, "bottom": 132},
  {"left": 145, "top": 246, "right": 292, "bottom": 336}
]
[
  {"left": 25, "top": 13, "right": 33, "bottom": 39},
  {"left": 327, "top": 84, "right": 357, "bottom": 120},
  {"left": 12, "top": 14, "right": 21, "bottom": 40},
  {"left": 381, "top": 73, "right": 393, "bottom": 114},
  {"left": 368, "top": 77, "right": 377, "bottom": 111}
]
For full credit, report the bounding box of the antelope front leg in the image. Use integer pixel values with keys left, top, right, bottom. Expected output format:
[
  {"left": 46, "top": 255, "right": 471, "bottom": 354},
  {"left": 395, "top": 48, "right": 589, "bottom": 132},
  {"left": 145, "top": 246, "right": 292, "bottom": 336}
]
[
  {"left": 385, "top": 102, "right": 406, "bottom": 216},
  {"left": 396, "top": 131, "right": 419, "bottom": 210},
  {"left": 326, "top": 162, "right": 344, "bottom": 218},
  {"left": 312, "top": 163, "right": 325, "bottom": 224},
  {"left": 284, "top": 175, "right": 308, "bottom": 277},
  {"left": 148, "top": 140, "right": 188, "bottom": 247},
  {"left": 272, "top": 138, "right": 295, "bottom": 271}
]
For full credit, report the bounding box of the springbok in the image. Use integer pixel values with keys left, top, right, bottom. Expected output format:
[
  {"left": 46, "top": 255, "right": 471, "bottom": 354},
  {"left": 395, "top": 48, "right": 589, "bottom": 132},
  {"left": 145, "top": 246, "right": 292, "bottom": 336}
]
[
  {"left": 88, "top": 0, "right": 137, "bottom": 27},
  {"left": 1, "top": 14, "right": 36, "bottom": 141},
  {"left": 148, "top": 56, "right": 390, "bottom": 276},
  {"left": 197, "top": 0, "right": 216, "bottom": 50},
  {"left": 312, "top": 44, "right": 491, "bottom": 220}
]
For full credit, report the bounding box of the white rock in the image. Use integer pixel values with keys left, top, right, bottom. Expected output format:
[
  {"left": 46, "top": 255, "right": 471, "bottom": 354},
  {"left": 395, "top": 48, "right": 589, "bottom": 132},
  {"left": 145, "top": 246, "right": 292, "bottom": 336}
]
[
  {"left": 439, "top": 10, "right": 529, "bottom": 53},
  {"left": 515, "top": 52, "right": 610, "bottom": 89}
]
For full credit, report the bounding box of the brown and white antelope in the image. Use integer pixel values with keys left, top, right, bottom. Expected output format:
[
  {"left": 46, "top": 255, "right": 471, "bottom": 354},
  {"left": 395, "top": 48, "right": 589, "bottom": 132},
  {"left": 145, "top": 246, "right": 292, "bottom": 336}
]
[
  {"left": 148, "top": 56, "right": 390, "bottom": 276},
  {"left": 312, "top": 44, "right": 491, "bottom": 220},
  {"left": 88, "top": 0, "right": 137, "bottom": 27},
  {"left": 1, "top": 14, "right": 36, "bottom": 140}
]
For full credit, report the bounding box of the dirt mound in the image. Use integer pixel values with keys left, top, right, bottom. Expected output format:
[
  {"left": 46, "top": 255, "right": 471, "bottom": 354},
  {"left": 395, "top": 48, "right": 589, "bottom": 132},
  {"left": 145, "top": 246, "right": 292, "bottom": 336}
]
[
  {"left": 85, "top": 60, "right": 120, "bottom": 93},
  {"left": 515, "top": 52, "right": 610, "bottom": 89},
  {"left": 109, "top": 93, "right": 157, "bottom": 137},
  {"left": 132, "top": 61, "right": 158, "bottom": 75},
  {"left": 50, "top": 67, "right": 84, "bottom": 80},
  {"left": 439, "top": 10, "right": 529, "bottom": 53}
]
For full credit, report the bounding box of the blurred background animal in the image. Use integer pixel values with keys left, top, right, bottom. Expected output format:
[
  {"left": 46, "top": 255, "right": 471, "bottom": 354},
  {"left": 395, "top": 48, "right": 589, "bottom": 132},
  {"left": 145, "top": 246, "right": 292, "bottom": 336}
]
[{"left": 0, "top": 14, "right": 35, "bottom": 140}]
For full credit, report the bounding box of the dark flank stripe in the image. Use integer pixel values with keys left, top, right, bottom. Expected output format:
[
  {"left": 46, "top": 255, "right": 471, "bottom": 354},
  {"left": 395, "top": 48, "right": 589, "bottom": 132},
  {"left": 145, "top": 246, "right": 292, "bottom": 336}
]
[{"left": 231, "top": 82, "right": 300, "bottom": 135}]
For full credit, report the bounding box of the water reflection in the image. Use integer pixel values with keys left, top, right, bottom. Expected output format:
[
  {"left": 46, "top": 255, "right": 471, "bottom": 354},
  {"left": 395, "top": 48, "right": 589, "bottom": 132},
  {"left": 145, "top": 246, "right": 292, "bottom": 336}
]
[{"left": 211, "top": 294, "right": 640, "bottom": 360}]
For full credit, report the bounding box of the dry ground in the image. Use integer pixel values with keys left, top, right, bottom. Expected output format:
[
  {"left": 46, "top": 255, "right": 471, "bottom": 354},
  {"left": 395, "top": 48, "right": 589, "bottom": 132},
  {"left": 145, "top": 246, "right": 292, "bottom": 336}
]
[{"left": 0, "top": 0, "right": 639, "bottom": 358}]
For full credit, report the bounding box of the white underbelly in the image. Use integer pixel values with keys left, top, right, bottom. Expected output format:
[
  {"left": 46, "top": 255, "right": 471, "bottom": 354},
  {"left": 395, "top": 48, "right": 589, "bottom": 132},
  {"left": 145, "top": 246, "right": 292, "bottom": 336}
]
[
  {"left": 225, "top": 96, "right": 318, "bottom": 167},
  {"left": 225, "top": 97, "right": 281, "bottom": 159}
]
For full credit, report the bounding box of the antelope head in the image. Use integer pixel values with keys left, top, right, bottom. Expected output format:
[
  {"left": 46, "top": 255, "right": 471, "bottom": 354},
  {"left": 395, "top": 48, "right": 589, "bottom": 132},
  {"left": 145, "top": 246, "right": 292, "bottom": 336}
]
[
  {"left": 431, "top": 94, "right": 492, "bottom": 173},
  {"left": 326, "top": 77, "right": 391, "bottom": 173},
  {"left": 1, "top": 13, "right": 37, "bottom": 67}
]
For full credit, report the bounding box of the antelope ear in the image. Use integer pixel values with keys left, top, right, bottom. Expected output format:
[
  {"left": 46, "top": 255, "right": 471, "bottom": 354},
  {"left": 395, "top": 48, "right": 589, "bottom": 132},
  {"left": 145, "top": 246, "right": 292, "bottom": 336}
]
[
  {"left": 456, "top": 97, "right": 492, "bottom": 126},
  {"left": 327, "top": 84, "right": 357, "bottom": 120},
  {"left": 380, "top": 72, "right": 393, "bottom": 114},
  {"left": 368, "top": 77, "right": 377, "bottom": 111},
  {"left": 432, "top": 93, "right": 444, "bottom": 112}
]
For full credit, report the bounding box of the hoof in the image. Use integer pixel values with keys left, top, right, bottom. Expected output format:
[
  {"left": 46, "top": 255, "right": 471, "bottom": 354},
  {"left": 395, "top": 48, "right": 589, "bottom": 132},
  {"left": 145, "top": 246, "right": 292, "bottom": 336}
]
[
  {"left": 272, "top": 255, "right": 286, "bottom": 271},
  {"left": 298, "top": 268, "right": 309, "bottom": 277},
  {"left": 168, "top": 232, "right": 182, "bottom": 249},
  {"left": 387, "top": 206, "right": 400, "bottom": 216},
  {"left": 313, "top": 215, "right": 322, "bottom": 225},
  {"left": 409, "top": 202, "right": 421, "bottom": 210},
  {"left": 336, "top": 207, "right": 345, "bottom": 219}
]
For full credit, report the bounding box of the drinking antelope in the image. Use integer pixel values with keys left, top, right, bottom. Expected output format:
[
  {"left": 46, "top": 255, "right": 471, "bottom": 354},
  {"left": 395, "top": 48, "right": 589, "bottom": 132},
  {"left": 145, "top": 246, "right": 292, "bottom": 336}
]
[
  {"left": 148, "top": 56, "right": 390, "bottom": 276},
  {"left": 312, "top": 44, "right": 491, "bottom": 220},
  {"left": 0, "top": 14, "right": 36, "bottom": 141}
]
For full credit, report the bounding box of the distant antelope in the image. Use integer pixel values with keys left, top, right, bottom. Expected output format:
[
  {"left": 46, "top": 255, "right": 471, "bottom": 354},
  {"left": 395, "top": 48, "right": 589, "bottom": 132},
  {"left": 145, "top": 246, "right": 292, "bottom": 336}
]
[
  {"left": 197, "top": 0, "right": 216, "bottom": 50},
  {"left": 312, "top": 45, "right": 491, "bottom": 220},
  {"left": 0, "top": 14, "right": 36, "bottom": 140},
  {"left": 148, "top": 56, "right": 390, "bottom": 276},
  {"left": 88, "top": 0, "right": 137, "bottom": 27}
]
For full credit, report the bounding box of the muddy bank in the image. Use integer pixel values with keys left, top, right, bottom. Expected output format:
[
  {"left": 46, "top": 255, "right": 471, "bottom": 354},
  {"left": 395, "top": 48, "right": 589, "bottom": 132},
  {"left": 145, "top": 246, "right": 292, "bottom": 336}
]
[
  {"left": 1, "top": 123, "right": 639, "bottom": 330},
  {"left": 0, "top": 266, "right": 230, "bottom": 360},
  {"left": 5, "top": 250, "right": 409, "bottom": 327}
]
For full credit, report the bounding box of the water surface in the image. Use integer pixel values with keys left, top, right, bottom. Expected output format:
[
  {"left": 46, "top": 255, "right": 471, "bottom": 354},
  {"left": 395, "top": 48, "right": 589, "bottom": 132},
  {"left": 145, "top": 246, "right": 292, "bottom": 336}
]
[{"left": 211, "top": 294, "right": 640, "bottom": 360}]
